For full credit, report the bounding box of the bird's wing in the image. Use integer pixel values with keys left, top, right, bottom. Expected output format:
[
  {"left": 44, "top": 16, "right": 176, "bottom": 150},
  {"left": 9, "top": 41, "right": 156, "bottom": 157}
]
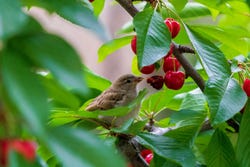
[{"left": 85, "top": 89, "right": 126, "bottom": 111}]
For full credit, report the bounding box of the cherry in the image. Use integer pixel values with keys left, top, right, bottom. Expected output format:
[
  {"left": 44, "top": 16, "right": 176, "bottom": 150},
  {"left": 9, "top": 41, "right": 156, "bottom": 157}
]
[
  {"left": 243, "top": 78, "right": 250, "bottom": 97},
  {"left": 164, "top": 18, "right": 181, "bottom": 38},
  {"left": 140, "top": 149, "right": 153, "bottom": 159},
  {"left": 163, "top": 56, "right": 181, "bottom": 72},
  {"left": 0, "top": 139, "right": 9, "bottom": 167},
  {"left": 89, "top": 0, "right": 94, "bottom": 2},
  {"left": 165, "top": 19, "right": 172, "bottom": 33},
  {"left": 140, "top": 64, "right": 155, "bottom": 74},
  {"left": 131, "top": 36, "right": 137, "bottom": 54},
  {"left": 140, "top": 149, "right": 153, "bottom": 164},
  {"left": 164, "top": 71, "right": 185, "bottom": 90},
  {"left": 144, "top": 153, "right": 153, "bottom": 164},
  {"left": 147, "top": 75, "right": 164, "bottom": 90},
  {"left": 10, "top": 140, "right": 36, "bottom": 162},
  {"left": 0, "top": 139, "right": 36, "bottom": 166}
]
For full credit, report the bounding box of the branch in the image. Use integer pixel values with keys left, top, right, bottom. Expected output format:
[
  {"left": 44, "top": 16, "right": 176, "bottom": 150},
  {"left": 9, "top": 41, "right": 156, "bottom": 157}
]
[
  {"left": 115, "top": 0, "right": 139, "bottom": 17},
  {"left": 116, "top": 136, "right": 149, "bottom": 167},
  {"left": 173, "top": 43, "right": 205, "bottom": 91},
  {"left": 112, "top": 1, "right": 209, "bottom": 166},
  {"left": 115, "top": 0, "right": 205, "bottom": 91}
]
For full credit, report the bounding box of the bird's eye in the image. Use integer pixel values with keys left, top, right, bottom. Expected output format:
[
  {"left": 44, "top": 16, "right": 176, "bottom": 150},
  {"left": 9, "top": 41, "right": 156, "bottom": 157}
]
[{"left": 126, "top": 79, "right": 131, "bottom": 83}]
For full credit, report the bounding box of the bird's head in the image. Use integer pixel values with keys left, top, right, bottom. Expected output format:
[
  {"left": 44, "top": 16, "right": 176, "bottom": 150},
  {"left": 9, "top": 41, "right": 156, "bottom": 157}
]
[{"left": 112, "top": 74, "right": 143, "bottom": 90}]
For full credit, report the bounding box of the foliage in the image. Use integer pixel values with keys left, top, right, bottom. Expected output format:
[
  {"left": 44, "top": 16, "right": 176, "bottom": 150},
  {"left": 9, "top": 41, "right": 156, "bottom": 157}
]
[{"left": 0, "top": 0, "right": 250, "bottom": 166}]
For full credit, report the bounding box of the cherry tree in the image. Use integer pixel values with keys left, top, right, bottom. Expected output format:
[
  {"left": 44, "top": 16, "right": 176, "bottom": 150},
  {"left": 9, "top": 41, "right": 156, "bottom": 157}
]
[{"left": 0, "top": 0, "right": 250, "bottom": 167}]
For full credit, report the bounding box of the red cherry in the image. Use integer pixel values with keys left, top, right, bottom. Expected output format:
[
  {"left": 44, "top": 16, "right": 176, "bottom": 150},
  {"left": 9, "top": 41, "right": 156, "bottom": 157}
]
[
  {"left": 0, "top": 139, "right": 9, "bottom": 167},
  {"left": 89, "top": 0, "right": 94, "bottom": 2},
  {"left": 10, "top": 140, "right": 36, "bottom": 162},
  {"left": 164, "top": 71, "right": 185, "bottom": 90},
  {"left": 140, "top": 149, "right": 152, "bottom": 159},
  {"left": 163, "top": 57, "right": 181, "bottom": 72},
  {"left": 147, "top": 75, "right": 164, "bottom": 90},
  {"left": 165, "top": 19, "right": 172, "bottom": 32},
  {"left": 164, "top": 18, "right": 180, "bottom": 38},
  {"left": 145, "top": 153, "right": 153, "bottom": 164},
  {"left": 131, "top": 36, "right": 137, "bottom": 54},
  {"left": 171, "top": 21, "right": 181, "bottom": 38},
  {"left": 243, "top": 78, "right": 250, "bottom": 97},
  {"left": 140, "top": 64, "right": 155, "bottom": 74}
]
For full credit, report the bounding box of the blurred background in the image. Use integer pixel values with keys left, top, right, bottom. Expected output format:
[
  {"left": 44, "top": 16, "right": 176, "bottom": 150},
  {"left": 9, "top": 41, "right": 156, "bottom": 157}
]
[{"left": 27, "top": 1, "right": 133, "bottom": 81}]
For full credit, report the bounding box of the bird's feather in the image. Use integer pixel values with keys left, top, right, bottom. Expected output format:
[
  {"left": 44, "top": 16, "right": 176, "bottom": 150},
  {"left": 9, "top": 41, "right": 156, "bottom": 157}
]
[{"left": 85, "top": 89, "right": 126, "bottom": 111}]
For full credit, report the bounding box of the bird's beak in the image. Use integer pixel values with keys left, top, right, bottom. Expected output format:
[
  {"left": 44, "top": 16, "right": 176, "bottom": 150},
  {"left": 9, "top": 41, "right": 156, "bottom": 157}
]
[{"left": 135, "top": 77, "right": 144, "bottom": 83}]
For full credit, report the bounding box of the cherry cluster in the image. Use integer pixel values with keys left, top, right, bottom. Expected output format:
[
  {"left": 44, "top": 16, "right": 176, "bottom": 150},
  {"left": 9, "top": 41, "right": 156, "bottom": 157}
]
[
  {"left": 131, "top": 18, "right": 185, "bottom": 90},
  {"left": 0, "top": 139, "right": 36, "bottom": 167}
]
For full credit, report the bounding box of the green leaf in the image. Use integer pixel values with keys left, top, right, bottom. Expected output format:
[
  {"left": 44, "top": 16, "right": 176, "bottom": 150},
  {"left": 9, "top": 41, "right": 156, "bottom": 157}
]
[
  {"left": 116, "top": 21, "right": 134, "bottom": 35},
  {"left": 184, "top": 24, "right": 247, "bottom": 125},
  {"left": 204, "top": 129, "right": 237, "bottom": 167},
  {"left": 81, "top": 106, "right": 132, "bottom": 118},
  {"left": 196, "top": 0, "right": 249, "bottom": 15},
  {"left": 167, "top": 91, "right": 207, "bottom": 145},
  {"left": 236, "top": 99, "right": 250, "bottom": 167},
  {"left": 192, "top": 25, "right": 249, "bottom": 57},
  {"left": 179, "top": 88, "right": 207, "bottom": 112},
  {"left": 83, "top": 66, "right": 111, "bottom": 91},
  {"left": 133, "top": 8, "right": 171, "bottom": 67},
  {"left": 22, "top": 0, "right": 108, "bottom": 40},
  {"left": 184, "top": 25, "right": 231, "bottom": 78},
  {"left": 179, "top": 2, "right": 211, "bottom": 19},
  {"left": 169, "top": 0, "right": 187, "bottom": 11},
  {"left": 49, "top": 109, "right": 80, "bottom": 126},
  {"left": 0, "top": 0, "right": 28, "bottom": 39},
  {"left": 151, "top": 154, "right": 180, "bottom": 167},
  {"left": 12, "top": 33, "right": 88, "bottom": 96},
  {"left": 9, "top": 151, "right": 42, "bottom": 167},
  {"left": 1, "top": 50, "right": 49, "bottom": 136},
  {"left": 48, "top": 127, "right": 126, "bottom": 167},
  {"left": 167, "top": 109, "right": 207, "bottom": 146},
  {"left": 247, "top": 0, "right": 250, "bottom": 8},
  {"left": 195, "top": 130, "right": 214, "bottom": 154},
  {"left": 205, "top": 78, "right": 247, "bottom": 125},
  {"left": 131, "top": 55, "right": 141, "bottom": 75},
  {"left": 217, "top": 2, "right": 250, "bottom": 30},
  {"left": 112, "top": 119, "right": 147, "bottom": 135},
  {"left": 137, "top": 133, "right": 196, "bottom": 167},
  {"left": 127, "top": 120, "right": 148, "bottom": 135},
  {"left": 92, "top": 0, "right": 105, "bottom": 16},
  {"left": 42, "top": 76, "right": 81, "bottom": 109},
  {"left": 98, "top": 36, "right": 133, "bottom": 62},
  {"left": 111, "top": 119, "right": 134, "bottom": 133},
  {"left": 37, "top": 144, "right": 55, "bottom": 162},
  {"left": 141, "top": 84, "right": 197, "bottom": 113}
]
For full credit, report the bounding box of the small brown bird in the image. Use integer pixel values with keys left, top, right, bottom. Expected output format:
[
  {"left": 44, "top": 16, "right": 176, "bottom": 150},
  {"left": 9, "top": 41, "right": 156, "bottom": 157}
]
[{"left": 85, "top": 74, "right": 143, "bottom": 127}]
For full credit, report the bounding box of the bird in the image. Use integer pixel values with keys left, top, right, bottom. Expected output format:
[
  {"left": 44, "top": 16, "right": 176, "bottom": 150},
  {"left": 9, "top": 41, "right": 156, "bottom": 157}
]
[{"left": 85, "top": 74, "right": 143, "bottom": 127}]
